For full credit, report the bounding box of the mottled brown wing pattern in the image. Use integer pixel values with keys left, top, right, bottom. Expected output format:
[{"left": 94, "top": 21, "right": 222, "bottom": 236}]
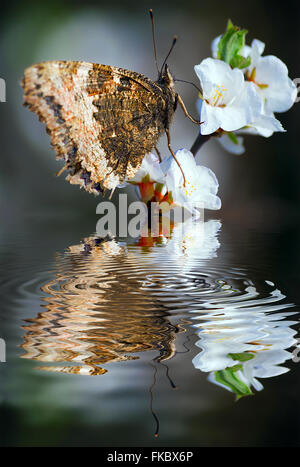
[{"left": 22, "top": 61, "right": 166, "bottom": 193}]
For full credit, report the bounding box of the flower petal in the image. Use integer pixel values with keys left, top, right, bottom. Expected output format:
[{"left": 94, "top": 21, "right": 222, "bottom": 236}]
[
  {"left": 252, "top": 39, "right": 265, "bottom": 56},
  {"left": 196, "top": 165, "right": 219, "bottom": 195},
  {"left": 250, "top": 113, "right": 285, "bottom": 137},
  {"left": 222, "top": 81, "right": 263, "bottom": 131},
  {"left": 131, "top": 152, "right": 165, "bottom": 183},
  {"left": 218, "top": 133, "right": 245, "bottom": 155},
  {"left": 195, "top": 60, "right": 262, "bottom": 135},
  {"left": 211, "top": 35, "right": 221, "bottom": 58},
  {"left": 238, "top": 102, "right": 285, "bottom": 137},
  {"left": 165, "top": 150, "right": 221, "bottom": 211},
  {"left": 194, "top": 58, "right": 244, "bottom": 103},
  {"left": 254, "top": 55, "right": 297, "bottom": 112},
  {"left": 199, "top": 100, "right": 222, "bottom": 135},
  {"left": 244, "top": 39, "right": 265, "bottom": 70}
]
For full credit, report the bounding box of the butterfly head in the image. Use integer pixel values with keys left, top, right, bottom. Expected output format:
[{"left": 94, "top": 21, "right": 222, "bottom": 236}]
[
  {"left": 156, "top": 64, "right": 178, "bottom": 127},
  {"left": 158, "top": 64, "right": 175, "bottom": 89}
]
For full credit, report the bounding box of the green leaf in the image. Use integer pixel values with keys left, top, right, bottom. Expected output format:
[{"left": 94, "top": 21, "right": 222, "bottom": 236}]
[
  {"left": 214, "top": 365, "right": 254, "bottom": 399},
  {"left": 154, "top": 182, "right": 164, "bottom": 193},
  {"left": 226, "top": 19, "right": 234, "bottom": 30},
  {"left": 142, "top": 173, "right": 150, "bottom": 183},
  {"left": 217, "top": 20, "right": 250, "bottom": 69},
  {"left": 227, "top": 132, "right": 239, "bottom": 145},
  {"left": 228, "top": 352, "right": 255, "bottom": 362},
  {"left": 231, "top": 55, "right": 251, "bottom": 70}
]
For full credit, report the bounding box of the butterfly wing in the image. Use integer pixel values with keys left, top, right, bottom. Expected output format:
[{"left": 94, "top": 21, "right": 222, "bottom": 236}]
[{"left": 22, "top": 61, "right": 166, "bottom": 193}]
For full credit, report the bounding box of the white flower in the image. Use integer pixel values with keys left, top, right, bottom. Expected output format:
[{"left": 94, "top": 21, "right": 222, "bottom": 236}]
[
  {"left": 243, "top": 38, "right": 264, "bottom": 63},
  {"left": 216, "top": 103, "right": 285, "bottom": 154},
  {"left": 240, "top": 108, "right": 285, "bottom": 137},
  {"left": 209, "top": 34, "right": 295, "bottom": 139},
  {"left": 128, "top": 152, "right": 167, "bottom": 203},
  {"left": 127, "top": 151, "right": 221, "bottom": 211},
  {"left": 217, "top": 132, "right": 245, "bottom": 155},
  {"left": 243, "top": 39, "right": 297, "bottom": 113},
  {"left": 194, "top": 58, "right": 262, "bottom": 135},
  {"left": 161, "top": 148, "right": 221, "bottom": 212},
  {"left": 211, "top": 35, "right": 221, "bottom": 58},
  {"left": 130, "top": 152, "right": 165, "bottom": 183}
]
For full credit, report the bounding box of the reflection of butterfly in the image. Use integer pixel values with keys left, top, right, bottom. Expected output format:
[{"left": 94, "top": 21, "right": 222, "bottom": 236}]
[{"left": 21, "top": 13, "right": 199, "bottom": 194}]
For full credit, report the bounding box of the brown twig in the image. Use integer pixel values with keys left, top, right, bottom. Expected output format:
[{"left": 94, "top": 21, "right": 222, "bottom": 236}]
[{"left": 190, "top": 133, "right": 211, "bottom": 157}]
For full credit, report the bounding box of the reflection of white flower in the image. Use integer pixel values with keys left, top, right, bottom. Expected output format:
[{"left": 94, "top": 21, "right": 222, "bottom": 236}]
[
  {"left": 192, "top": 281, "right": 298, "bottom": 396},
  {"left": 243, "top": 39, "right": 297, "bottom": 113},
  {"left": 195, "top": 58, "right": 262, "bottom": 135},
  {"left": 166, "top": 219, "right": 221, "bottom": 261},
  {"left": 162, "top": 149, "right": 221, "bottom": 212}
]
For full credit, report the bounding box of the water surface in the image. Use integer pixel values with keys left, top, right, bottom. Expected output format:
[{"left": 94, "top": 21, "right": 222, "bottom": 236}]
[{"left": 0, "top": 215, "right": 299, "bottom": 446}]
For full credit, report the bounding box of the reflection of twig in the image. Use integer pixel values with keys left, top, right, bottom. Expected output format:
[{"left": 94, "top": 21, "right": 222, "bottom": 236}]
[
  {"left": 159, "top": 361, "right": 177, "bottom": 389},
  {"left": 175, "top": 332, "right": 193, "bottom": 355},
  {"left": 149, "top": 363, "right": 160, "bottom": 437}
]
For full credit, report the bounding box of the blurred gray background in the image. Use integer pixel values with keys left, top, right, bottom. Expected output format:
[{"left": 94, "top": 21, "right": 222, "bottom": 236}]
[{"left": 0, "top": 0, "right": 299, "bottom": 231}]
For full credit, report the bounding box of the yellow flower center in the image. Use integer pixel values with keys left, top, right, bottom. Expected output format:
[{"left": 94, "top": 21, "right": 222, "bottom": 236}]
[
  {"left": 210, "top": 85, "right": 227, "bottom": 107},
  {"left": 182, "top": 180, "right": 197, "bottom": 197},
  {"left": 246, "top": 67, "right": 268, "bottom": 89}
]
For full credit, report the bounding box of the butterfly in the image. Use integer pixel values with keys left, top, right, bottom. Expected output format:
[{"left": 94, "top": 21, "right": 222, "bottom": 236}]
[{"left": 21, "top": 11, "right": 200, "bottom": 195}]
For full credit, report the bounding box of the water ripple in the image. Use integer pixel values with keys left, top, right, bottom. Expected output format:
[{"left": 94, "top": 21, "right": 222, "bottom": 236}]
[{"left": 20, "top": 221, "right": 299, "bottom": 398}]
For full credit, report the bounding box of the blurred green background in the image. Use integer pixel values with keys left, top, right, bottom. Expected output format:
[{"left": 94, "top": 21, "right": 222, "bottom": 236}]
[{"left": 0, "top": 0, "right": 299, "bottom": 229}]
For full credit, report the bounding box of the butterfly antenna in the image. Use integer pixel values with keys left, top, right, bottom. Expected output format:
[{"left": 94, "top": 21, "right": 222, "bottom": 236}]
[
  {"left": 160, "top": 35, "right": 177, "bottom": 76},
  {"left": 149, "top": 9, "right": 160, "bottom": 76}
]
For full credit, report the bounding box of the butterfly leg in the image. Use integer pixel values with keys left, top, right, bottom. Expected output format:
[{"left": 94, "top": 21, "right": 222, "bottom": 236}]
[
  {"left": 165, "top": 128, "right": 186, "bottom": 187},
  {"left": 108, "top": 187, "right": 116, "bottom": 200},
  {"left": 177, "top": 94, "right": 202, "bottom": 125},
  {"left": 55, "top": 165, "right": 67, "bottom": 177}
]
